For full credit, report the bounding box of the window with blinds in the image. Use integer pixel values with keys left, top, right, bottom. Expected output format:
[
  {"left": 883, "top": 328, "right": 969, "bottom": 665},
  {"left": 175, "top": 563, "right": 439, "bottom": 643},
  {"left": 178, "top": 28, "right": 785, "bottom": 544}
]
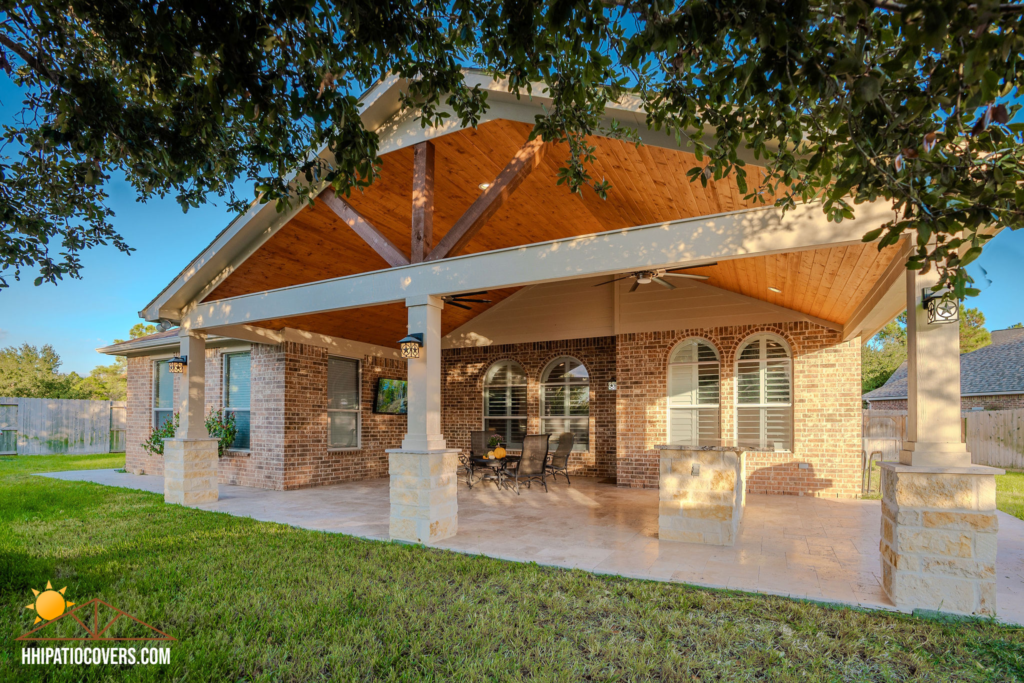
[
  {"left": 735, "top": 334, "right": 792, "bottom": 450},
  {"left": 540, "top": 356, "right": 589, "bottom": 451},
  {"left": 153, "top": 360, "right": 174, "bottom": 429},
  {"left": 483, "top": 360, "right": 527, "bottom": 448},
  {"left": 223, "top": 352, "right": 251, "bottom": 450},
  {"left": 328, "top": 357, "right": 360, "bottom": 449},
  {"left": 668, "top": 339, "right": 721, "bottom": 446}
]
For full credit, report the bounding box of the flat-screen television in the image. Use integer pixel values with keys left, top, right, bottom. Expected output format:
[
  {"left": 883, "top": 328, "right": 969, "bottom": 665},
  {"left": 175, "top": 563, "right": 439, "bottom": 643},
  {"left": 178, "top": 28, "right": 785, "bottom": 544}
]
[{"left": 373, "top": 378, "right": 408, "bottom": 414}]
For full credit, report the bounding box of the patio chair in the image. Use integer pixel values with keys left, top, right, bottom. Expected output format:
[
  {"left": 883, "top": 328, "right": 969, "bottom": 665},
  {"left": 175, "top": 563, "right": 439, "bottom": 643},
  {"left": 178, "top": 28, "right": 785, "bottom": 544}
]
[
  {"left": 544, "top": 432, "right": 574, "bottom": 485},
  {"left": 463, "top": 429, "right": 497, "bottom": 483},
  {"left": 502, "top": 434, "right": 549, "bottom": 494}
]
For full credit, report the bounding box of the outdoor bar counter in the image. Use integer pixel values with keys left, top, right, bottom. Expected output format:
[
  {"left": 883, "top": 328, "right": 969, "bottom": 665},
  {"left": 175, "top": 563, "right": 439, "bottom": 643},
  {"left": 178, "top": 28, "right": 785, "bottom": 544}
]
[{"left": 656, "top": 445, "right": 748, "bottom": 546}]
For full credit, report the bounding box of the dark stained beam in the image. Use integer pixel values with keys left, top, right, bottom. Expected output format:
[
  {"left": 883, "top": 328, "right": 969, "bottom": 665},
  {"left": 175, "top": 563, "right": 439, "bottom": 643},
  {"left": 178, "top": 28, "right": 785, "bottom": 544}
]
[
  {"left": 411, "top": 141, "right": 435, "bottom": 263},
  {"left": 320, "top": 188, "right": 410, "bottom": 268},
  {"left": 426, "top": 136, "right": 551, "bottom": 261}
]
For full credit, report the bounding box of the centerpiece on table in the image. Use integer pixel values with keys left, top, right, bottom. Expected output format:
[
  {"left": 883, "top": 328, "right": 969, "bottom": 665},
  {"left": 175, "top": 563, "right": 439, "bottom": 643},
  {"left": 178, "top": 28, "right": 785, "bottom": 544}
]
[{"left": 487, "top": 434, "right": 506, "bottom": 459}]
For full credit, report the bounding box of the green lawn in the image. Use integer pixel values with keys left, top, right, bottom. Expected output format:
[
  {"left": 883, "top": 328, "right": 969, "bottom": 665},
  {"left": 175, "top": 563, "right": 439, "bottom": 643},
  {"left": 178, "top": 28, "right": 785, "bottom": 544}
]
[{"left": 2, "top": 455, "right": 1024, "bottom": 682}]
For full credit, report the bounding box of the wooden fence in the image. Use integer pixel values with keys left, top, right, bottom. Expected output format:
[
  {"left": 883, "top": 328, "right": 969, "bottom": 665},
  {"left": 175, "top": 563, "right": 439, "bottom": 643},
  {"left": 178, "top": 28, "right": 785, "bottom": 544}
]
[
  {"left": 863, "top": 408, "right": 1024, "bottom": 470},
  {"left": 0, "top": 397, "right": 126, "bottom": 456}
]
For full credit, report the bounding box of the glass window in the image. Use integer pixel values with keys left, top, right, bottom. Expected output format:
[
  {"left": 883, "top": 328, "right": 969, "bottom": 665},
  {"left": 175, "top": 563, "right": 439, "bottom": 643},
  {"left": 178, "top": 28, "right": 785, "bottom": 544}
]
[
  {"left": 483, "top": 360, "right": 527, "bottom": 449},
  {"left": 540, "top": 356, "right": 589, "bottom": 451},
  {"left": 668, "top": 339, "right": 721, "bottom": 446},
  {"left": 328, "top": 357, "right": 360, "bottom": 449},
  {"left": 735, "top": 334, "right": 792, "bottom": 450},
  {"left": 224, "top": 352, "right": 251, "bottom": 450},
  {"left": 153, "top": 360, "right": 174, "bottom": 429}
]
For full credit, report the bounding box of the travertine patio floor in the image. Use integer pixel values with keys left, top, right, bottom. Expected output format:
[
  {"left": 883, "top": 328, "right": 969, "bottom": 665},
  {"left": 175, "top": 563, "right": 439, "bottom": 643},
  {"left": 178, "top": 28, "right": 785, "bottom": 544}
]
[{"left": 41, "top": 469, "right": 1024, "bottom": 624}]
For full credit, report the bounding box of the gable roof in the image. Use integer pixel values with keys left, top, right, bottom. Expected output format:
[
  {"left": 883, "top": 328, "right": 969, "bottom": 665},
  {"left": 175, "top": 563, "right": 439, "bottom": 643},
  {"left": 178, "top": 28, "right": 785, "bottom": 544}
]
[{"left": 863, "top": 332, "right": 1024, "bottom": 401}]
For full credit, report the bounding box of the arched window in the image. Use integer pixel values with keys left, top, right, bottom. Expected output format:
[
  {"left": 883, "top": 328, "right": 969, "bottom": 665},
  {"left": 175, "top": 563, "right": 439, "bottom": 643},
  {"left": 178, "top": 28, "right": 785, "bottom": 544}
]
[
  {"left": 668, "top": 339, "right": 720, "bottom": 446},
  {"left": 483, "top": 360, "right": 527, "bottom": 449},
  {"left": 540, "top": 356, "right": 589, "bottom": 451},
  {"left": 735, "top": 334, "right": 792, "bottom": 450}
]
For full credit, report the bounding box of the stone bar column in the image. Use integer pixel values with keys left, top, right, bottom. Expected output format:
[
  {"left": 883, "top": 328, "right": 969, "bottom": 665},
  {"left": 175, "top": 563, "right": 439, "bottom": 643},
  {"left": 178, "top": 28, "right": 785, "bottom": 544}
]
[
  {"left": 163, "top": 329, "right": 220, "bottom": 506},
  {"left": 879, "top": 269, "right": 1003, "bottom": 616},
  {"left": 387, "top": 295, "right": 460, "bottom": 544}
]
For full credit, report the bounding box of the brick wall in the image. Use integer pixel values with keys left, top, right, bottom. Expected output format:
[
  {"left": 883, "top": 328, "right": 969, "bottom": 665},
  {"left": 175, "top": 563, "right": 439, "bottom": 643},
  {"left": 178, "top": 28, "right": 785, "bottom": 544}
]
[
  {"left": 125, "top": 355, "right": 158, "bottom": 475},
  {"left": 616, "top": 323, "right": 862, "bottom": 497},
  {"left": 123, "top": 343, "right": 406, "bottom": 489},
  {"left": 870, "top": 395, "right": 1024, "bottom": 411},
  {"left": 281, "top": 348, "right": 407, "bottom": 488},
  {"left": 441, "top": 338, "right": 617, "bottom": 478}
]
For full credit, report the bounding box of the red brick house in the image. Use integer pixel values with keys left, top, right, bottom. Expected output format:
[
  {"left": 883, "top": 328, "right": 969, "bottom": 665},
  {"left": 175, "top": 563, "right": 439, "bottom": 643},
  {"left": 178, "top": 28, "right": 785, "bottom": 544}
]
[{"left": 97, "top": 71, "right": 1003, "bottom": 616}]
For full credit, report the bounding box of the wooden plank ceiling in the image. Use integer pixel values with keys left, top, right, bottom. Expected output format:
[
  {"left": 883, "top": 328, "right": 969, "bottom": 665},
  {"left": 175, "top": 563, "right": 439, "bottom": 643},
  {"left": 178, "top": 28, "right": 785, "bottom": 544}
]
[
  {"left": 202, "top": 118, "right": 899, "bottom": 346},
  {"left": 675, "top": 241, "right": 905, "bottom": 325},
  {"left": 205, "top": 119, "right": 761, "bottom": 302}
]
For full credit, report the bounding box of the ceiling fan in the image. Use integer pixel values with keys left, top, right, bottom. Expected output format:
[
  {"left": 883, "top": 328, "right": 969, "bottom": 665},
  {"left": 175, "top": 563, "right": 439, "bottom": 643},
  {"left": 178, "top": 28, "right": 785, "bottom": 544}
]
[
  {"left": 594, "top": 263, "right": 717, "bottom": 293},
  {"left": 442, "top": 291, "right": 493, "bottom": 310}
]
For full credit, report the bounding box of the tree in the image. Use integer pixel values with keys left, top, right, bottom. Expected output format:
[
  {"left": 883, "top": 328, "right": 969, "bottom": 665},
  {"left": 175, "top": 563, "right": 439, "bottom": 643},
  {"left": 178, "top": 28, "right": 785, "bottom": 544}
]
[
  {"left": 0, "top": 342, "right": 86, "bottom": 398},
  {"left": 76, "top": 322, "right": 158, "bottom": 401},
  {"left": 1010, "top": 323, "right": 1024, "bottom": 329},
  {"left": 862, "top": 313, "right": 907, "bottom": 393},
  {"left": 0, "top": 1, "right": 1021, "bottom": 298},
  {"left": 959, "top": 307, "right": 991, "bottom": 353}
]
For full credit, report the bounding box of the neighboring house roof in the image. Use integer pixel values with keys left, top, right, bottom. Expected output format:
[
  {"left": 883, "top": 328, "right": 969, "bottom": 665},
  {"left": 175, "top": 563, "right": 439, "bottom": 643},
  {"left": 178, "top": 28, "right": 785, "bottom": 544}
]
[{"left": 863, "top": 328, "right": 1024, "bottom": 401}]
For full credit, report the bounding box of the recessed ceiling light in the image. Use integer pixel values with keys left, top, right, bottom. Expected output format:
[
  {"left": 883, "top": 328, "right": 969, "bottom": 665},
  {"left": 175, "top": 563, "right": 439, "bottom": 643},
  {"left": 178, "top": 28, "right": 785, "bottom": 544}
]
[
  {"left": 478, "top": 183, "right": 491, "bottom": 190},
  {"left": 769, "top": 286, "right": 782, "bottom": 293}
]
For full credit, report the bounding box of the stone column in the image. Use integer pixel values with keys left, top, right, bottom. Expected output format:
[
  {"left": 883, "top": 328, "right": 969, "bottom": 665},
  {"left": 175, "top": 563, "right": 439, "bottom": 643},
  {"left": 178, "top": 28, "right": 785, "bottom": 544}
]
[
  {"left": 879, "top": 269, "right": 1002, "bottom": 616},
  {"left": 387, "top": 295, "right": 459, "bottom": 543},
  {"left": 164, "top": 330, "right": 219, "bottom": 506}
]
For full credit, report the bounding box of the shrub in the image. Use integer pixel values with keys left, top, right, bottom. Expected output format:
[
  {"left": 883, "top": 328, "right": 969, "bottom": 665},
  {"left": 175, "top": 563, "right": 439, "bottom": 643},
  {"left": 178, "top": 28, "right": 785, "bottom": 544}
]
[
  {"left": 205, "top": 409, "right": 237, "bottom": 457},
  {"left": 142, "top": 413, "right": 179, "bottom": 456}
]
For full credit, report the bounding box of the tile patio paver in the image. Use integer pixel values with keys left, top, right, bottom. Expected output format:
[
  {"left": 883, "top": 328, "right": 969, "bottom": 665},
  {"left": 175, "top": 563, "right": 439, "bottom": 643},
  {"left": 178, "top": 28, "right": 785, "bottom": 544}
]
[{"left": 38, "top": 468, "right": 1024, "bottom": 625}]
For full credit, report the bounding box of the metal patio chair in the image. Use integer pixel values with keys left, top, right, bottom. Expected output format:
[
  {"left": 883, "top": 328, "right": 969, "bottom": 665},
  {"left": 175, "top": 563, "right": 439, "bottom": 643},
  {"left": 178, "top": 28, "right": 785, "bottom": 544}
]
[
  {"left": 544, "top": 432, "right": 574, "bottom": 485},
  {"left": 503, "top": 434, "right": 550, "bottom": 494}
]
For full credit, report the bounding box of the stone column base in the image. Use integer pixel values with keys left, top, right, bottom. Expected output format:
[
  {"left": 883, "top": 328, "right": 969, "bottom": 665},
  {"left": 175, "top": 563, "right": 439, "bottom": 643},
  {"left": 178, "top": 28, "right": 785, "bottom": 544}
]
[
  {"left": 164, "top": 438, "right": 220, "bottom": 506},
  {"left": 879, "top": 462, "right": 1003, "bottom": 617},
  {"left": 387, "top": 449, "right": 461, "bottom": 544}
]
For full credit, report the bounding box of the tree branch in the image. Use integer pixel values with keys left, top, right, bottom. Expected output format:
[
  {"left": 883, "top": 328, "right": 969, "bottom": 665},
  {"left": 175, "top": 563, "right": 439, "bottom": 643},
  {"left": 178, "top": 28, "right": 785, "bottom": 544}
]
[{"left": 0, "top": 33, "right": 52, "bottom": 80}]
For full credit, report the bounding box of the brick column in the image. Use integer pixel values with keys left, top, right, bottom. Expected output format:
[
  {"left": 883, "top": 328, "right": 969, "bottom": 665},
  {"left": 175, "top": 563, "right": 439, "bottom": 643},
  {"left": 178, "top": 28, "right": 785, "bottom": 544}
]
[{"left": 880, "top": 270, "right": 1002, "bottom": 616}]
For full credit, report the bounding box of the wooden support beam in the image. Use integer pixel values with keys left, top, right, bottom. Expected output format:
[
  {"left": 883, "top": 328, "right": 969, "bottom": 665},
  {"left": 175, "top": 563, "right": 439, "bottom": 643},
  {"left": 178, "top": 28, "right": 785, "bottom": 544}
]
[
  {"left": 321, "top": 188, "right": 410, "bottom": 268},
  {"left": 411, "top": 141, "right": 435, "bottom": 263},
  {"left": 426, "top": 136, "right": 551, "bottom": 261}
]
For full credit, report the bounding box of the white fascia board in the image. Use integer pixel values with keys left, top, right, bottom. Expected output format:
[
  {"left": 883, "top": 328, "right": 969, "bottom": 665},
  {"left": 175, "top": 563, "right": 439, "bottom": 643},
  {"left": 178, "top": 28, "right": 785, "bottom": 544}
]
[
  {"left": 213, "top": 324, "right": 401, "bottom": 359},
  {"left": 182, "top": 200, "right": 896, "bottom": 332}
]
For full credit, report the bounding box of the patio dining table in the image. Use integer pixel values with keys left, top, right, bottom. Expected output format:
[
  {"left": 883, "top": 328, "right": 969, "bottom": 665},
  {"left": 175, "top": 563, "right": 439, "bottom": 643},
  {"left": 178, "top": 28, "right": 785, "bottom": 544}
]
[{"left": 466, "top": 455, "right": 520, "bottom": 490}]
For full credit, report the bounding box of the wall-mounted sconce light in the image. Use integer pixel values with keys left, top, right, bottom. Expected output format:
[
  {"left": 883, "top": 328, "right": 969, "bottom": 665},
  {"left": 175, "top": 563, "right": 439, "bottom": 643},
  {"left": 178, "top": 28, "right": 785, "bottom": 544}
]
[
  {"left": 923, "top": 288, "right": 959, "bottom": 325},
  {"left": 399, "top": 333, "right": 424, "bottom": 359},
  {"left": 168, "top": 355, "right": 188, "bottom": 373}
]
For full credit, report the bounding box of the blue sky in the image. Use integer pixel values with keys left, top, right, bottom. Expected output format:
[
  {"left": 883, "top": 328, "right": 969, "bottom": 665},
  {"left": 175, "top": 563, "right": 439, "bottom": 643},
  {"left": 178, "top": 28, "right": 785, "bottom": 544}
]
[{"left": 1, "top": 85, "right": 1022, "bottom": 376}]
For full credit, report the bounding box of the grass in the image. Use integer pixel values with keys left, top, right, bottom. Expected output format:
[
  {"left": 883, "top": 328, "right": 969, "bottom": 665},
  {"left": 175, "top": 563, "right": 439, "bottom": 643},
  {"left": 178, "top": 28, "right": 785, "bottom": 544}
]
[
  {"left": 996, "top": 470, "right": 1024, "bottom": 521},
  {"left": 1, "top": 456, "right": 1024, "bottom": 681}
]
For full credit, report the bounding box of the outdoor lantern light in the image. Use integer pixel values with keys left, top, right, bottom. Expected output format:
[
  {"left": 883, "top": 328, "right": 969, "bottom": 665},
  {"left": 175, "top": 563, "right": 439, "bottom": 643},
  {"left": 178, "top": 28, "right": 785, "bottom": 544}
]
[
  {"left": 168, "top": 355, "right": 188, "bottom": 373},
  {"left": 922, "top": 288, "right": 959, "bottom": 325},
  {"left": 399, "top": 333, "right": 424, "bottom": 359}
]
